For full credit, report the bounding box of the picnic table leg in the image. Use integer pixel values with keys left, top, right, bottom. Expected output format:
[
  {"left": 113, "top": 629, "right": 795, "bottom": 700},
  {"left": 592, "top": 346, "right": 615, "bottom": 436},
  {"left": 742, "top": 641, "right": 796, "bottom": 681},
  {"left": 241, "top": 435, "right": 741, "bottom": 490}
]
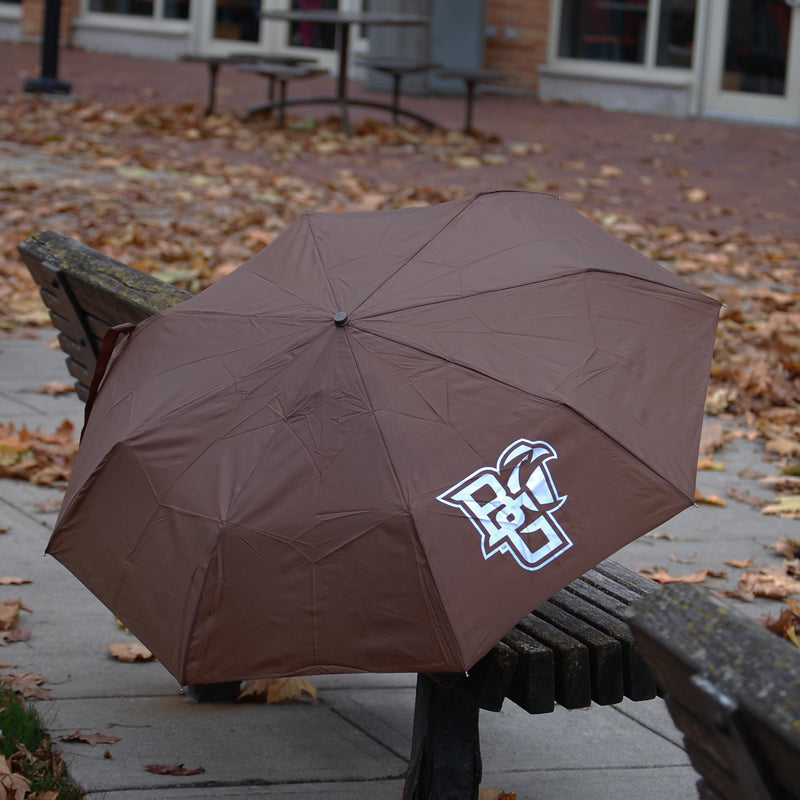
[
  {"left": 336, "top": 23, "right": 352, "bottom": 135},
  {"left": 205, "top": 61, "right": 220, "bottom": 117},
  {"left": 404, "top": 673, "right": 482, "bottom": 800}
]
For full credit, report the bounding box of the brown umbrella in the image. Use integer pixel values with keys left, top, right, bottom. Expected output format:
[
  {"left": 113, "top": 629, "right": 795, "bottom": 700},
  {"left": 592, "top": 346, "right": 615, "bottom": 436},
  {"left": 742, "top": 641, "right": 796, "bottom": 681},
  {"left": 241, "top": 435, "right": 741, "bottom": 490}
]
[{"left": 47, "top": 191, "right": 720, "bottom": 685}]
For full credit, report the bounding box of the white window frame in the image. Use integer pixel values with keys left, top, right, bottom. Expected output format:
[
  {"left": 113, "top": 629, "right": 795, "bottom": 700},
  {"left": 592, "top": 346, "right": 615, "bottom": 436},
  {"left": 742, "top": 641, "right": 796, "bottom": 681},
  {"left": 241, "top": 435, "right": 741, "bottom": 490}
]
[
  {"left": 80, "top": 0, "right": 191, "bottom": 28},
  {"left": 546, "top": 0, "right": 703, "bottom": 89}
]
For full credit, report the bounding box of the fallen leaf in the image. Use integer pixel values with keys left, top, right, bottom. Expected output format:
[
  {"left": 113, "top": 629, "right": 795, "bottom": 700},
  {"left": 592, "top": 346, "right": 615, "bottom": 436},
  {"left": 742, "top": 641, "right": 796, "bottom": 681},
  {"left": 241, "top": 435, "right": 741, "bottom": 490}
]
[
  {"left": 638, "top": 567, "right": 726, "bottom": 584},
  {"left": 731, "top": 563, "right": 800, "bottom": 601},
  {"left": 0, "top": 672, "right": 51, "bottom": 700},
  {"left": 0, "top": 577, "right": 31, "bottom": 585},
  {"left": 669, "top": 553, "right": 697, "bottom": 564},
  {"left": 769, "top": 538, "right": 800, "bottom": 559},
  {"left": 698, "top": 421, "right": 726, "bottom": 454},
  {"left": 684, "top": 187, "right": 709, "bottom": 203},
  {"left": 145, "top": 763, "right": 205, "bottom": 776},
  {"left": 694, "top": 489, "right": 727, "bottom": 506},
  {"left": 0, "top": 599, "right": 23, "bottom": 630},
  {"left": 22, "top": 381, "right": 75, "bottom": 396},
  {"left": 761, "top": 495, "right": 800, "bottom": 519},
  {"left": 727, "top": 486, "right": 766, "bottom": 507},
  {"left": 107, "top": 642, "right": 154, "bottom": 662},
  {"left": 237, "top": 676, "right": 317, "bottom": 704},
  {"left": 697, "top": 455, "right": 725, "bottom": 470},
  {"left": 723, "top": 558, "right": 753, "bottom": 568},
  {"left": 60, "top": 730, "right": 122, "bottom": 746},
  {"left": 0, "top": 754, "right": 31, "bottom": 800},
  {"left": 0, "top": 629, "right": 31, "bottom": 646}
]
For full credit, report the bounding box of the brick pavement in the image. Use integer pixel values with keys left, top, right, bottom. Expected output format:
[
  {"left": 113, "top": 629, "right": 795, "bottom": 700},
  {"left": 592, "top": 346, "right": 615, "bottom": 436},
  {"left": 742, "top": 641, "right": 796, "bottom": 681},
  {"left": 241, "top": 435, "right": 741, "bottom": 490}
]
[{"left": 3, "top": 41, "right": 799, "bottom": 241}]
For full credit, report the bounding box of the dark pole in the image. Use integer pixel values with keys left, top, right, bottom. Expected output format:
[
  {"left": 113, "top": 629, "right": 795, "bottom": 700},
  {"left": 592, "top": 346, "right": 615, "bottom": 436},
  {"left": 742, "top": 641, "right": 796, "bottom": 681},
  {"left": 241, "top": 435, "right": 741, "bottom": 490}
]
[{"left": 24, "top": 0, "right": 72, "bottom": 94}]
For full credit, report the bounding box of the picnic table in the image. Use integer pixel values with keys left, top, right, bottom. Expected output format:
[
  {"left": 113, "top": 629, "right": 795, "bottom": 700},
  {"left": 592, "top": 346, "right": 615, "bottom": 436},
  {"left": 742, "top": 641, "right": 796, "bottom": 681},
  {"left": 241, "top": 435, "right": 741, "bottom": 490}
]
[{"left": 257, "top": 9, "right": 439, "bottom": 132}]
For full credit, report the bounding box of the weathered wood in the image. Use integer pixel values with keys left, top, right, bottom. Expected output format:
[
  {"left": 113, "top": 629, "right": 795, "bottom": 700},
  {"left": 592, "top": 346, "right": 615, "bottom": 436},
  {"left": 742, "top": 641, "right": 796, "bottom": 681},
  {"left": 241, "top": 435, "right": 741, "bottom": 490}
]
[
  {"left": 501, "top": 626, "right": 555, "bottom": 713},
  {"left": 19, "top": 230, "right": 191, "bottom": 396},
  {"left": 404, "top": 673, "right": 482, "bottom": 800},
  {"left": 432, "top": 639, "right": 517, "bottom": 713},
  {"left": 561, "top": 577, "right": 658, "bottom": 700},
  {"left": 533, "top": 599, "right": 624, "bottom": 705},
  {"left": 516, "top": 612, "right": 591, "bottom": 709},
  {"left": 628, "top": 582, "right": 800, "bottom": 800}
]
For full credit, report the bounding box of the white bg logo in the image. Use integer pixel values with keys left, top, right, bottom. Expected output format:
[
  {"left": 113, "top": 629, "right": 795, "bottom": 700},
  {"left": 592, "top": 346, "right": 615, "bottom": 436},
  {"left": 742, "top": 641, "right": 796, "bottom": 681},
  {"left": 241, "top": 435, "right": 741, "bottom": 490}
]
[{"left": 437, "top": 439, "right": 571, "bottom": 571}]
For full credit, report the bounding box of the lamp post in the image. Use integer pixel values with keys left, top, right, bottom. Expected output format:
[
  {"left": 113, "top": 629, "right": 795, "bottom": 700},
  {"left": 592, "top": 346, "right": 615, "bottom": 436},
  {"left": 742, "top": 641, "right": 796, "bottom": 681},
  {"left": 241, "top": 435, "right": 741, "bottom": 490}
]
[{"left": 24, "top": 0, "right": 72, "bottom": 94}]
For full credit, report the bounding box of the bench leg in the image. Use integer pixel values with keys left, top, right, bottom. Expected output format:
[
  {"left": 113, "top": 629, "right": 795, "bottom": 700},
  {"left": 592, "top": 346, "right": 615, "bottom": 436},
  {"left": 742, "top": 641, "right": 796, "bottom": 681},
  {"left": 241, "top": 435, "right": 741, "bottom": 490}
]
[
  {"left": 463, "top": 79, "right": 477, "bottom": 135},
  {"left": 404, "top": 673, "right": 482, "bottom": 800},
  {"left": 205, "top": 62, "right": 220, "bottom": 117},
  {"left": 390, "top": 73, "right": 402, "bottom": 126}
]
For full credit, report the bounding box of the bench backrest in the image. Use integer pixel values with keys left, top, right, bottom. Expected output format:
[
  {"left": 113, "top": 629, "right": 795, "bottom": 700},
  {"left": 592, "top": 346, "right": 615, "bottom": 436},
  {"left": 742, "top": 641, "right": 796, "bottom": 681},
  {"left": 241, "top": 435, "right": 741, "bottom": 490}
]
[
  {"left": 628, "top": 583, "right": 800, "bottom": 800},
  {"left": 18, "top": 230, "right": 191, "bottom": 401}
]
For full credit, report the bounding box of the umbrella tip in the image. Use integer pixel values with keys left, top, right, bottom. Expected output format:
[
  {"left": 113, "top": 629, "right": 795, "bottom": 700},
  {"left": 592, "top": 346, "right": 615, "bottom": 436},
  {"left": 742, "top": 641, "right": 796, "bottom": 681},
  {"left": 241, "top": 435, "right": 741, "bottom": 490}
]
[{"left": 333, "top": 311, "right": 349, "bottom": 327}]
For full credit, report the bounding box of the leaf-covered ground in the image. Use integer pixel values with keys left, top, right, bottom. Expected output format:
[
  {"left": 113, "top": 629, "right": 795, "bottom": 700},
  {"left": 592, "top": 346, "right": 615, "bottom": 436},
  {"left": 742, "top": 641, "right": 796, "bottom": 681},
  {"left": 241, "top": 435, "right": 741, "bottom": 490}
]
[{"left": 1, "top": 93, "right": 798, "bottom": 488}]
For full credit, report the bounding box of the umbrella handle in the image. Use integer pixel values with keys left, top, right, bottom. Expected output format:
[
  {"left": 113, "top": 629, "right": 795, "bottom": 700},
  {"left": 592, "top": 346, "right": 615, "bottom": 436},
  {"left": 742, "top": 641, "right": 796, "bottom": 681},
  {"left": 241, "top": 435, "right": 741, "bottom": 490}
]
[{"left": 82, "top": 322, "right": 136, "bottom": 438}]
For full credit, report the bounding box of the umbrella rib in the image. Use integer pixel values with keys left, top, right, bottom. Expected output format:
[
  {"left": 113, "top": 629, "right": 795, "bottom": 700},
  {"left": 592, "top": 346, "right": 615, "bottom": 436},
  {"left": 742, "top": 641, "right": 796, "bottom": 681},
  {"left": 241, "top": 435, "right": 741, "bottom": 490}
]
[
  {"left": 339, "top": 328, "right": 471, "bottom": 669},
  {"left": 349, "top": 193, "right": 483, "bottom": 317},
  {"left": 355, "top": 266, "right": 720, "bottom": 321},
  {"left": 352, "top": 325, "right": 696, "bottom": 506}
]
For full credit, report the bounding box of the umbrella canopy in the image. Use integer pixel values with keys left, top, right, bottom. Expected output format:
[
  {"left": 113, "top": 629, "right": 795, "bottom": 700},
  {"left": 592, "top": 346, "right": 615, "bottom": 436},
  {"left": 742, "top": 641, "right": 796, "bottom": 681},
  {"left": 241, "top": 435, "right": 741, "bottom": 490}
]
[{"left": 48, "top": 191, "right": 720, "bottom": 685}]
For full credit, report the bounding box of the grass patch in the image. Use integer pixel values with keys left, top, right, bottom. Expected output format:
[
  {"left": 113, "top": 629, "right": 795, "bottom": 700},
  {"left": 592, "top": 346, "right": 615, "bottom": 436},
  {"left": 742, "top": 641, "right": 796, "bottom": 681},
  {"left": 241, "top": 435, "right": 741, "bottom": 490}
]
[{"left": 0, "top": 686, "right": 84, "bottom": 798}]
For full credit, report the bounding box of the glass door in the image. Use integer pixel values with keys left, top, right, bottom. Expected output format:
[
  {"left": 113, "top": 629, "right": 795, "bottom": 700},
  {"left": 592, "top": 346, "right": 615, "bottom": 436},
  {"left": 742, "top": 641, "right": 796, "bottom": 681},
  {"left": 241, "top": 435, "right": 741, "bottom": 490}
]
[
  {"left": 193, "top": 0, "right": 368, "bottom": 66},
  {"left": 702, "top": 0, "right": 800, "bottom": 122}
]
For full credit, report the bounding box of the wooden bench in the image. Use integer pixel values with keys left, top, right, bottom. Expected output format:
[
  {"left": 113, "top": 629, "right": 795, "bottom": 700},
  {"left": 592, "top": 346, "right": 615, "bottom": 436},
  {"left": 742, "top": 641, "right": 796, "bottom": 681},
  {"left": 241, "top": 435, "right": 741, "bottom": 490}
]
[
  {"left": 436, "top": 67, "right": 507, "bottom": 135},
  {"left": 627, "top": 583, "right": 800, "bottom": 800},
  {"left": 19, "top": 228, "right": 662, "bottom": 800}
]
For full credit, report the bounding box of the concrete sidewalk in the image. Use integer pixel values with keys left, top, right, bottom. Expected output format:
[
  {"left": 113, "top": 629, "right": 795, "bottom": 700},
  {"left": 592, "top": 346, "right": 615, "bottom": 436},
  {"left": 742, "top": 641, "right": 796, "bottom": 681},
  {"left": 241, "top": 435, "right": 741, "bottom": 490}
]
[
  {"left": 2, "top": 40, "right": 799, "bottom": 799},
  {"left": 2, "top": 328, "right": 799, "bottom": 799}
]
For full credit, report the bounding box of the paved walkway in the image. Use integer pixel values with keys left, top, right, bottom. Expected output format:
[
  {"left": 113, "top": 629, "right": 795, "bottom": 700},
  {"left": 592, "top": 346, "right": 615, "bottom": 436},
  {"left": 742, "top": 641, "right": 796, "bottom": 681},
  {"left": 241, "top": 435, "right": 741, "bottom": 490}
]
[
  {"left": 1, "top": 40, "right": 799, "bottom": 800},
  {"left": 3, "top": 328, "right": 798, "bottom": 799}
]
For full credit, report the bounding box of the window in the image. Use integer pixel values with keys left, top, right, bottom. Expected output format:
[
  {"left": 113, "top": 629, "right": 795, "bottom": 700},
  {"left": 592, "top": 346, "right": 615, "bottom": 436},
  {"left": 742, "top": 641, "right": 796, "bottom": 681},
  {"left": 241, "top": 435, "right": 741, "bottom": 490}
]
[
  {"left": 656, "top": 0, "right": 695, "bottom": 67},
  {"left": 288, "top": 0, "right": 337, "bottom": 50},
  {"left": 558, "top": 0, "right": 696, "bottom": 68},
  {"left": 88, "top": 0, "right": 189, "bottom": 21}
]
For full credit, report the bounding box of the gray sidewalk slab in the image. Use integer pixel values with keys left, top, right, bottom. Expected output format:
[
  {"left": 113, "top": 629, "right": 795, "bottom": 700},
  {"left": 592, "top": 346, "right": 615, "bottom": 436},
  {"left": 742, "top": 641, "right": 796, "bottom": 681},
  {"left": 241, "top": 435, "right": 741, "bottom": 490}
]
[{"left": 1, "top": 327, "right": 796, "bottom": 799}]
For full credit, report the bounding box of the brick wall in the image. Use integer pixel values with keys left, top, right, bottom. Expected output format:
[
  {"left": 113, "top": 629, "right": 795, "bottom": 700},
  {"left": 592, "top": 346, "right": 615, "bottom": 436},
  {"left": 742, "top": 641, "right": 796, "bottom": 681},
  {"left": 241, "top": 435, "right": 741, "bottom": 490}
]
[
  {"left": 485, "top": 0, "right": 551, "bottom": 93},
  {"left": 21, "top": 0, "right": 78, "bottom": 43}
]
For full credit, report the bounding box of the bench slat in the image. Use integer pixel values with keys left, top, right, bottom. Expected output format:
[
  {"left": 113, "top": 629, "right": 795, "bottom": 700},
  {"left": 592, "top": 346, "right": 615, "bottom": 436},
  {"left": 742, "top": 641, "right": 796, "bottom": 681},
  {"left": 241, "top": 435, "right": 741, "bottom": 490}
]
[
  {"left": 550, "top": 586, "right": 657, "bottom": 700},
  {"left": 501, "top": 627, "right": 555, "bottom": 713},
  {"left": 533, "top": 600, "right": 624, "bottom": 705},
  {"left": 516, "top": 612, "right": 591, "bottom": 709}
]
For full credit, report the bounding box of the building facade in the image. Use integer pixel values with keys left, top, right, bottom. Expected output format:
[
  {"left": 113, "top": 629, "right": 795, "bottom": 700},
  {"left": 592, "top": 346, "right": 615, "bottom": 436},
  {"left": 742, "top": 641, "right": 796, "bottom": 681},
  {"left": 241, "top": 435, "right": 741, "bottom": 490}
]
[{"left": 3, "top": 0, "right": 799, "bottom": 126}]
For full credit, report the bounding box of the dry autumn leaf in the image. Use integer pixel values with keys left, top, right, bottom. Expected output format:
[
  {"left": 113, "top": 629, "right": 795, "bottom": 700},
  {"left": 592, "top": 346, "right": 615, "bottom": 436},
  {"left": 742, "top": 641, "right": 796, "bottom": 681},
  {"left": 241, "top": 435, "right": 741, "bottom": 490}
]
[
  {"left": 237, "top": 676, "right": 317, "bottom": 704},
  {"left": 60, "top": 730, "right": 122, "bottom": 746},
  {"left": 0, "top": 754, "right": 31, "bottom": 800},
  {"left": 0, "top": 577, "right": 31, "bottom": 585},
  {"left": 479, "top": 790, "right": 518, "bottom": 800},
  {"left": 639, "top": 567, "right": 726, "bottom": 584},
  {"left": 107, "top": 642, "right": 154, "bottom": 662},
  {"left": 21, "top": 381, "right": 75, "bottom": 396},
  {"left": 0, "top": 420, "right": 78, "bottom": 486},
  {"left": 0, "top": 599, "right": 28, "bottom": 631},
  {"left": 694, "top": 489, "right": 727, "bottom": 506},
  {"left": 144, "top": 763, "right": 205, "bottom": 776},
  {"left": 0, "top": 672, "right": 51, "bottom": 700},
  {"left": 730, "top": 563, "right": 800, "bottom": 601},
  {"left": 723, "top": 558, "right": 753, "bottom": 568},
  {"left": 761, "top": 495, "right": 800, "bottom": 519},
  {"left": 0, "top": 629, "right": 31, "bottom": 646}
]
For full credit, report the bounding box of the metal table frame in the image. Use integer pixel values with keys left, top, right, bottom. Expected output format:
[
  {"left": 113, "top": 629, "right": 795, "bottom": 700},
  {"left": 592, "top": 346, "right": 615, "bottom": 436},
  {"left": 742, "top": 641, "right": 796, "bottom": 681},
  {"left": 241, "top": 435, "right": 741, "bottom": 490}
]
[{"left": 257, "top": 9, "right": 439, "bottom": 133}]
